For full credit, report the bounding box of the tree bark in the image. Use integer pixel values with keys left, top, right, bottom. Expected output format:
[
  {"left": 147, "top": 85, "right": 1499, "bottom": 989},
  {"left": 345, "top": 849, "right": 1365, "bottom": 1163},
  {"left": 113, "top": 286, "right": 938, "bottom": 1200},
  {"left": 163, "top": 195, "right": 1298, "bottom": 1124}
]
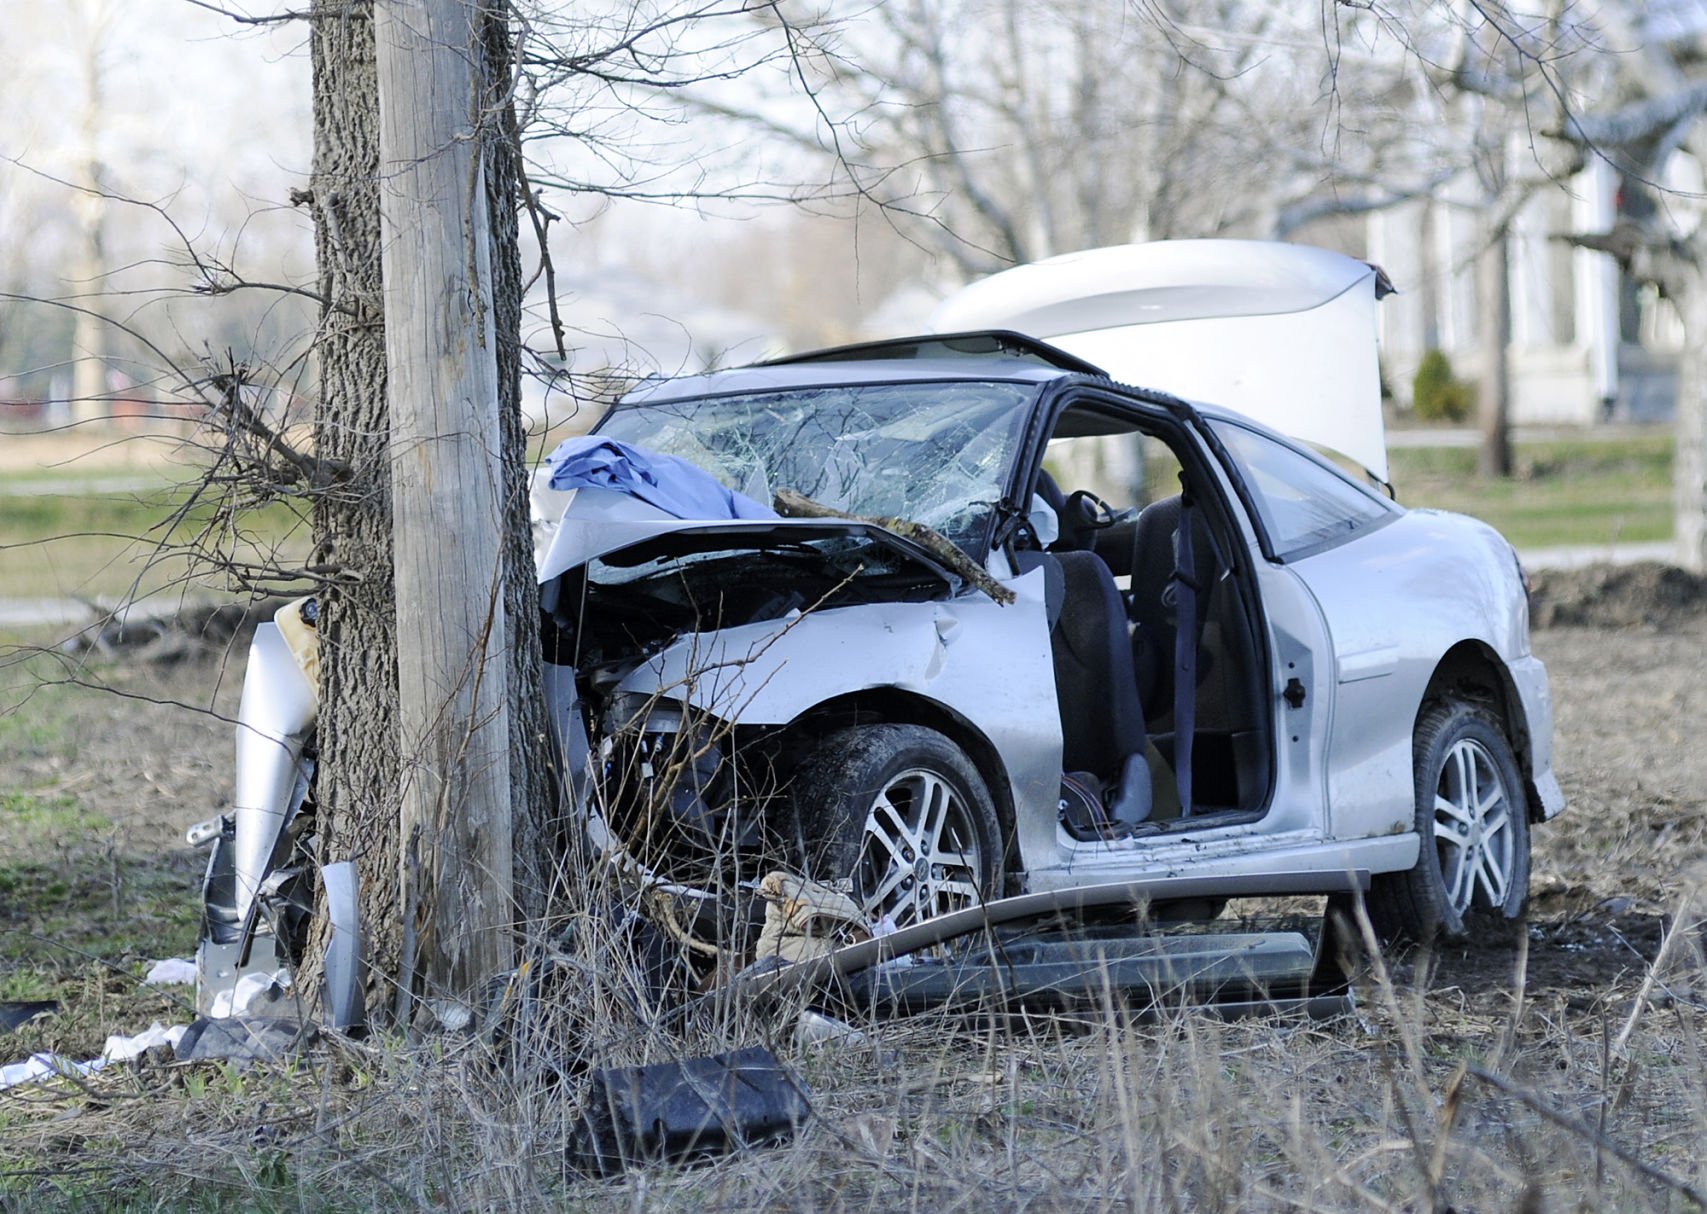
[
  {"left": 305, "top": 0, "right": 548, "bottom": 1021},
  {"left": 375, "top": 0, "right": 518, "bottom": 1005},
  {"left": 1477, "top": 227, "right": 1513, "bottom": 479},
  {"left": 307, "top": 0, "right": 403, "bottom": 1014},
  {"left": 477, "top": 7, "right": 555, "bottom": 921}
]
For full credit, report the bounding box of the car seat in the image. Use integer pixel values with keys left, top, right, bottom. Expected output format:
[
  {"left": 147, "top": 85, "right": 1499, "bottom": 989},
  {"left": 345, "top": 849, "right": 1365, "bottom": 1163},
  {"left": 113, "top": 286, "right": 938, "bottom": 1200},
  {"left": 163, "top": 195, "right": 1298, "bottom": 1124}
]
[
  {"left": 1051, "top": 549, "right": 1152, "bottom": 825},
  {"left": 1130, "top": 494, "right": 1218, "bottom": 721}
]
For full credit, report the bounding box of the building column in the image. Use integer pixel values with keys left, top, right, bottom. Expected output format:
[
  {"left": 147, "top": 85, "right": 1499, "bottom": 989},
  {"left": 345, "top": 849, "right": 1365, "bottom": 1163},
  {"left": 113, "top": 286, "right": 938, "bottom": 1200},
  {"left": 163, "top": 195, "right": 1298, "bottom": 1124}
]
[{"left": 1573, "top": 158, "right": 1620, "bottom": 415}]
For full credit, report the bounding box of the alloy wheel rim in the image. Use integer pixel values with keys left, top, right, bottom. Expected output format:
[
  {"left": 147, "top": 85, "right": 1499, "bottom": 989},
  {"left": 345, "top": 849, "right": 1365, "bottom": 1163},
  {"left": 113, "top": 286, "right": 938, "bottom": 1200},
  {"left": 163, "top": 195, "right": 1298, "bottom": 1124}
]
[
  {"left": 858, "top": 768, "right": 983, "bottom": 927},
  {"left": 1432, "top": 737, "right": 1515, "bottom": 914}
]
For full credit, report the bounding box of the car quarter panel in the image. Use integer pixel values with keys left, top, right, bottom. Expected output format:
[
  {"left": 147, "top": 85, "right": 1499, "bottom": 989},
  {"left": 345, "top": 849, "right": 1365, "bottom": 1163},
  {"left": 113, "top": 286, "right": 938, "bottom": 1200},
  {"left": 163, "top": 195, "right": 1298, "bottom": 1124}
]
[
  {"left": 1286, "top": 508, "right": 1542, "bottom": 841},
  {"left": 613, "top": 567, "right": 1065, "bottom": 873}
]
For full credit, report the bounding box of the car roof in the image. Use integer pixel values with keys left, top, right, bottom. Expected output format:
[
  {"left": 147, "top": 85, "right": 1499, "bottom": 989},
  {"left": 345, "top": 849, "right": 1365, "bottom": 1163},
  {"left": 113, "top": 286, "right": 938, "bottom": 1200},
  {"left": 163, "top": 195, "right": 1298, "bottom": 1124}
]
[
  {"left": 605, "top": 336, "right": 1361, "bottom": 480},
  {"left": 618, "top": 350, "right": 1080, "bottom": 406}
]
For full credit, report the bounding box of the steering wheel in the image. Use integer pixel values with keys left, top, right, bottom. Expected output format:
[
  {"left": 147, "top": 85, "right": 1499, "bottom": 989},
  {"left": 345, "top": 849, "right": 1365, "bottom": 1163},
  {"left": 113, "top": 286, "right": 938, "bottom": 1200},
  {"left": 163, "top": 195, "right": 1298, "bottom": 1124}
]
[{"left": 1064, "top": 489, "right": 1125, "bottom": 531}]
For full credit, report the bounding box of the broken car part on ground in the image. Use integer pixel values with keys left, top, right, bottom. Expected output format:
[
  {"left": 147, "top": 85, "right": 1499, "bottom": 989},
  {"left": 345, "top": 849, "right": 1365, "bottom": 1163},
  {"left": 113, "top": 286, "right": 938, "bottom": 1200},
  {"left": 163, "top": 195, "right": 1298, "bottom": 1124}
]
[{"left": 189, "top": 239, "right": 1560, "bottom": 1031}]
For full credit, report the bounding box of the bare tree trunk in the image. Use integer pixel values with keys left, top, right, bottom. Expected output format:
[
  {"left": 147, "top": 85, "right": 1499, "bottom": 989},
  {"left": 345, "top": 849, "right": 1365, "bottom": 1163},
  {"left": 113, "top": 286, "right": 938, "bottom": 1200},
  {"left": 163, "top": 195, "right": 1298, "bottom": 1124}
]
[
  {"left": 375, "top": 0, "right": 517, "bottom": 1005},
  {"left": 70, "top": 9, "right": 109, "bottom": 427},
  {"left": 303, "top": 0, "right": 547, "bottom": 1022},
  {"left": 1677, "top": 277, "right": 1707, "bottom": 574},
  {"left": 478, "top": 8, "right": 555, "bottom": 921},
  {"left": 306, "top": 0, "right": 403, "bottom": 1014},
  {"left": 1477, "top": 227, "right": 1513, "bottom": 479}
]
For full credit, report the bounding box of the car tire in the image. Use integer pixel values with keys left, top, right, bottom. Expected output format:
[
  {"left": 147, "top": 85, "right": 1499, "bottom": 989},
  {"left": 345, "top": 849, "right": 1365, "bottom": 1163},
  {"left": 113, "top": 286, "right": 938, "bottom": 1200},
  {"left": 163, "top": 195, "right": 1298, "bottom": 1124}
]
[
  {"left": 781, "top": 724, "right": 1001, "bottom": 929},
  {"left": 1368, "top": 700, "right": 1531, "bottom": 943}
]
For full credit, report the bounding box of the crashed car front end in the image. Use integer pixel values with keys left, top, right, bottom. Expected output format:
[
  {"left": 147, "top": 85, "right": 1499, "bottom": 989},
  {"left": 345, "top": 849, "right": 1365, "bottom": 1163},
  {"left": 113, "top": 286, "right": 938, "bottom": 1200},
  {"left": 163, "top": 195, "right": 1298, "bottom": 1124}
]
[
  {"left": 531, "top": 370, "right": 1064, "bottom": 934},
  {"left": 538, "top": 491, "right": 1059, "bottom": 931}
]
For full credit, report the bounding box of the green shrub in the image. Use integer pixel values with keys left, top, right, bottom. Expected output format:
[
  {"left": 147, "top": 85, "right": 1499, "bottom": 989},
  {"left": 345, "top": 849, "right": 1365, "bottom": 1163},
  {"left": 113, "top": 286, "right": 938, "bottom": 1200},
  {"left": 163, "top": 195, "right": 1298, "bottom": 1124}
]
[{"left": 1411, "top": 348, "right": 1475, "bottom": 422}]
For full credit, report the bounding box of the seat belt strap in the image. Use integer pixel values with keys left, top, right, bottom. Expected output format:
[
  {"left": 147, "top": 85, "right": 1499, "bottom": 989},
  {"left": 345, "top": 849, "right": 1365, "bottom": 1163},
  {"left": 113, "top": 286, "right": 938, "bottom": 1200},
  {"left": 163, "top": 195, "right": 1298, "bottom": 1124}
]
[{"left": 1172, "top": 494, "right": 1197, "bottom": 817}]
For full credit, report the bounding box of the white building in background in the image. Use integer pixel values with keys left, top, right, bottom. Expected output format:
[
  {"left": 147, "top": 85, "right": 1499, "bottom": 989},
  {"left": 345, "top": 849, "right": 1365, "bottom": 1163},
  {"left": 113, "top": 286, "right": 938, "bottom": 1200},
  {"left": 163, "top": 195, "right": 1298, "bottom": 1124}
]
[{"left": 1368, "top": 158, "right": 1688, "bottom": 426}]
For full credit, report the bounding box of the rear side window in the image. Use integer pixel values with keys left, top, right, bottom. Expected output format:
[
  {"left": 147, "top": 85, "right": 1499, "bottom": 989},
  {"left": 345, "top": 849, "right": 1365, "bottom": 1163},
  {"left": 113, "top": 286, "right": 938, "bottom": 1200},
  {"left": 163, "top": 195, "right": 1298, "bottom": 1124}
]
[{"left": 1210, "top": 420, "right": 1394, "bottom": 560}]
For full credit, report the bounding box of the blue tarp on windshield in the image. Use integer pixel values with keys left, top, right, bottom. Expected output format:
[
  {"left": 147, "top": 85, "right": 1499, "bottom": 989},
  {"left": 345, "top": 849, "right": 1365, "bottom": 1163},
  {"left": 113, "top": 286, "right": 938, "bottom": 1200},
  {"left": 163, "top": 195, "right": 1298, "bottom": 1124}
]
[{"left": 543, "top": 435, "right": 777, "bottom": 521}]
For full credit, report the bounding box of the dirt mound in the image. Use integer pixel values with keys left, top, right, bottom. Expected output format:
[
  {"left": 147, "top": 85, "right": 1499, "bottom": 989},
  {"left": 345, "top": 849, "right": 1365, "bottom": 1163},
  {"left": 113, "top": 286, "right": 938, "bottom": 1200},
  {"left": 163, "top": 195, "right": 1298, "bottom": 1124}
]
[{"left": 1528, "top": 561, "right": 1707, "bottom": 629}]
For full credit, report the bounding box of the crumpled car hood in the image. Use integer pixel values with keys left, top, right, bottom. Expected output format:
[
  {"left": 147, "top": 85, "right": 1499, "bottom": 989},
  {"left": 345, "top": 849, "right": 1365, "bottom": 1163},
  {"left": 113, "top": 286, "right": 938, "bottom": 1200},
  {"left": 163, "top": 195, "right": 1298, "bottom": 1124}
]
[{"left": 538, "top": 485, "right": 962, "bottom": 592}]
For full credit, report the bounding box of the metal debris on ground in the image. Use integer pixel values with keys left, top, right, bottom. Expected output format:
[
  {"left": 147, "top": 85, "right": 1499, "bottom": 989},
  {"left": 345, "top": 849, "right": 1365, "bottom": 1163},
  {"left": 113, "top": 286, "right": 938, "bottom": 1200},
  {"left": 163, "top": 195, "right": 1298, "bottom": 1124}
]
[{"left": 731, "top": 875, "right": 1362, "bottom": 1022}]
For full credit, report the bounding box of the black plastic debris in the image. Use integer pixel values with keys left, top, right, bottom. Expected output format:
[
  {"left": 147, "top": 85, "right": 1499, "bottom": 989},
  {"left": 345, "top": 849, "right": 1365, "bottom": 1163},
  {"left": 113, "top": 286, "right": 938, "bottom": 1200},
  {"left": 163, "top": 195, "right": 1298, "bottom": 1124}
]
[
  {"left": 175, "top": 1016, "right": 315, "bottom": 1066},
  {"left": 0, "top": 1001, "right": 57, "bottom": 1033},
  {"left": 569, "top": 1046, "right": 811, "bottom": 1176}
]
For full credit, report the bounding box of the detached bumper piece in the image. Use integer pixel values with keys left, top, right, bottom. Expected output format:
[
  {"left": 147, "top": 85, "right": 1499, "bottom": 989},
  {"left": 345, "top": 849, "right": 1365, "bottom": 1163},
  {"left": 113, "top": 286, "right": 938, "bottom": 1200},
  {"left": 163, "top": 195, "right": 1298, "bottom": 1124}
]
[
  {"left": 736, "top": 873, "right": 1363, "bottom": 1021},
  {"left": 569, "top": 1046, "right": 811, "bottom": 1176},
  {"left": 834, "top": 918, "right": 1351, "bottom": 1020}
]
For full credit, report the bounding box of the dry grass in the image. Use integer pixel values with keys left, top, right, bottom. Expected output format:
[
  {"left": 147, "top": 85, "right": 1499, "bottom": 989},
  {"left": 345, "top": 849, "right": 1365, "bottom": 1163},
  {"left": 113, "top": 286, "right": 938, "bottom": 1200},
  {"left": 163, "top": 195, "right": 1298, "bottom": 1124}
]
[
  {"left": 4, "top": 871, "right": 1706, "bottom": 1213},
  {"left": 3, "top": 615, "right": 1707, "bottom": 1211}
]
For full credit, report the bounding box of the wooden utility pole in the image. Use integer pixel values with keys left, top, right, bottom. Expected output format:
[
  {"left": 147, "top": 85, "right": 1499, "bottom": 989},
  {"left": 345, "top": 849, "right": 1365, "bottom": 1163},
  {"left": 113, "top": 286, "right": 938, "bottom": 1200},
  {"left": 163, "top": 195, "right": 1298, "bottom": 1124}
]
[{"left": 374, "top": 0, "right": 515, "bottom": 1008}]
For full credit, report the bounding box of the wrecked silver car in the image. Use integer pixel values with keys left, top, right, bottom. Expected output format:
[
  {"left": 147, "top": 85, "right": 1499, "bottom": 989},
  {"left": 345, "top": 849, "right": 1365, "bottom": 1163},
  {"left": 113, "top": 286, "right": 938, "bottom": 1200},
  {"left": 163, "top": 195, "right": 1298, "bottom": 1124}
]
[
  {"left": 535, "top": 242, "right": 1560, "bottom": 947},
  {"left": 195, "top": 241, "right": 1562, "bottom": 1012}
]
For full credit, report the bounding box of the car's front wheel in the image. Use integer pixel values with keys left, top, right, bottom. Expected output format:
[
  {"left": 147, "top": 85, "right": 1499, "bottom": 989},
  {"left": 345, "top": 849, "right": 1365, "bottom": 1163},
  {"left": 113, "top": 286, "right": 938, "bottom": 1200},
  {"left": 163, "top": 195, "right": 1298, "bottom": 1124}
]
[
  {"left": 782, "top": 724, "right": 1001, "bottom": 929},
  {"left": 1368, "top": 700, "right": 1531, "bottom": 942}
]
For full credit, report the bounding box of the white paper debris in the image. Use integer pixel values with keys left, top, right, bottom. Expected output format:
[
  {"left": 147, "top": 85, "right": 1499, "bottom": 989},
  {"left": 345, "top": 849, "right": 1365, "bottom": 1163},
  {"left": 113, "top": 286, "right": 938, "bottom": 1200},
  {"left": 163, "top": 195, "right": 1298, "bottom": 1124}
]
[
  {"left": 1, "top": 1022, "right": 186, "bottom": 1091},
  {"left": 872, "top": 912, "right": 917, "bottom": 971},
  {"left": 208, "top": 970, "right": 291, "bottom": 1019},
  {"left": 427, "top": 1000, "right": 473, "bottom": 1033},
  {"left": 795, "top": 1009, "right": 868, "bottom": 1048},
  {"left": 0, "top": 1053, "right": 100, "bottom": 1090},
  {"left": 102, "top": 1021, "right": 186, "bottom": 1063},
  {"left": 143, "top": 958, "right": 197, "bottom": 987}
]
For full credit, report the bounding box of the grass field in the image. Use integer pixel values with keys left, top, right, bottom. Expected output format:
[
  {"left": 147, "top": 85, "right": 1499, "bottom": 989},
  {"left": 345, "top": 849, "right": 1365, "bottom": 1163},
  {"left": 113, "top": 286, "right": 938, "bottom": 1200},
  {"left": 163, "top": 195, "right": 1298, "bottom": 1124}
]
[
  {"left": 1389, "top": 431, "right": 1673, "bottom": 549},
  {"left": 2, "top": 611, "right": 1706, "bottom": 1210},
  {"left": 0, "top": 472, "right": 313, "bottom": 603}
]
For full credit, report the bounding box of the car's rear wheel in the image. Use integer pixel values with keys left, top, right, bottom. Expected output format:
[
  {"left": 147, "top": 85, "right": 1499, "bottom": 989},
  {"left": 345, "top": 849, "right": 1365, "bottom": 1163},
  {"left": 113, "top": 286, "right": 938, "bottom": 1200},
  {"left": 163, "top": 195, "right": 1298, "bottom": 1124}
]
[
  {"left": 1368, "top": 700, "right": 1530, "bottom": 943},
  {"left": 782, "top": 724, "right": 1001, "bottom": 929}
]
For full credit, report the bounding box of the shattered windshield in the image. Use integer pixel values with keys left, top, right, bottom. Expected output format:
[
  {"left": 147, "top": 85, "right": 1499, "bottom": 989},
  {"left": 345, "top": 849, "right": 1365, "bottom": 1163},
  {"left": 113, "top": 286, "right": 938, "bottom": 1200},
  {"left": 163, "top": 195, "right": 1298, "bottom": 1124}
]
[{"left": 597, "top": 380, "right": 1037, "bottom": 552}]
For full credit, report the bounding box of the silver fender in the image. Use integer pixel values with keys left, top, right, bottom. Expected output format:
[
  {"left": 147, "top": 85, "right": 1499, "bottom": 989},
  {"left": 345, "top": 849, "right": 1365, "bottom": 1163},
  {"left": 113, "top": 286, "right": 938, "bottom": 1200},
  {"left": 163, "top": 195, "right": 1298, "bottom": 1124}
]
[
  {"left": 232, "top": 622, "right": 318, "bottom": 933},
  {"left": 613, "top": 568, "right": 1062, "bottom": 872},
  {"left": 320, "top": 860, "right": 366, "bottom": 1031}
]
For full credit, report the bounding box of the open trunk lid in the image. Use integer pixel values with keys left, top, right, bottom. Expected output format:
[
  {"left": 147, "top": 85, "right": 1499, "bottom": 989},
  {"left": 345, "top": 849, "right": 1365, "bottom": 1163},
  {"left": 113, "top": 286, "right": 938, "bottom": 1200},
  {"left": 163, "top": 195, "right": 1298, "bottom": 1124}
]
[{"left": 930, "top": 239, "right": 1393, "bottom": 481}]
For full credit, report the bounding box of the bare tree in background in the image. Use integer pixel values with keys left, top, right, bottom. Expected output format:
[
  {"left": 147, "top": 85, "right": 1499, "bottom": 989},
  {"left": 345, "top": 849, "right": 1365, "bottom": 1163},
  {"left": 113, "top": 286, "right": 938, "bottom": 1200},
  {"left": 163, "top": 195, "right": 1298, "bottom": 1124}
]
[
  {"left": 67, "top": 0, "right": 119, "bottom": 427},
  {"left": 1363, "top": 0, "right": 1707, "bottom": 557},
  {"left": 1548, "top": 3, "right": 1707, "bottom": 572},
  {"left": 696, "top": 2, "right": 1459, "bottom": 282}
]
